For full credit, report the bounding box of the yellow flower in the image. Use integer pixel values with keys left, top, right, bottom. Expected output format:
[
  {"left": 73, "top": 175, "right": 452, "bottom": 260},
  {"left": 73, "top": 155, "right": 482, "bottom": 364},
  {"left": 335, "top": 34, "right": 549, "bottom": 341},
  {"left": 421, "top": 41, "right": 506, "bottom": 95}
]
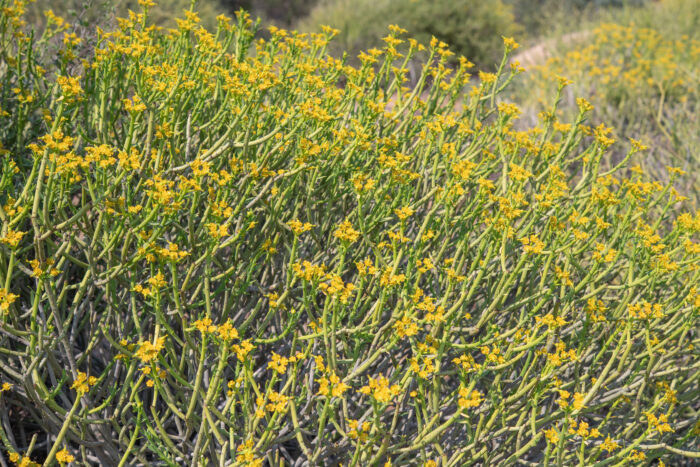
[
  {"left": 535, "top": 313, "right": 567, "bottom": 330},
  {"left": 217, "top": 321, "right": 239, "bottom": 341},
  {"left": 56, "top": 75, "right": 83, "bottom": 101},
  {"left": 416, "top": 257, "right": 434, "bottom": 273},
  {"left": 379, "top": 267, "right": 406, "bottom": 287},
  {"left": 346, "top": 418, "right": 371, "bottom": 441},
  {"left": 190, "top": 158, "right": 211, "bottom": 177},
  {"left": 452, "top": 159, "right": 477, "bottom": 180},
  {"left": 268, "top": 352, "right": 289, "bottom": 374},
  {"left": 556, "top": 389, "right": 570, "bottom": 409},
  {"left": 666, "top": 165, "right": 685, "bottom": 177},
  {"left": 0, "top": 289, "right": 19, "bottom": 314},
  {"left": 544, "top": 427, "right": 559, "bottom": 444},
  {"left": 457, "top": 388, "right": 484, "bottom": 409},
  {"left": 206, "top": 222, "right": 229, "bottom": 239},
  {"left": 0, "top": 229, "right": 25, "bottom": 248},
  {"left": 394, "top": 206, "right": 414, "bottom": 220},
  {"left": 453, "top": 354, "right": 481, "bottom": 373},
  {"left": 233, "top": 339, "right": 255, "bottom": 362},
  {"left": 592, "top": 242, "right": 617, "bottom": 263},
  {"left": 317, "top": 371, "right": 350, "bottom": 398},
  {"left": 235, "top": 438, "right": 263, "bottom": 466},
  {"left": 318, "top": 273, "right": 355, "bottom": 303},
  {"left": 479, "top": 71, "right": 497, "bottom": 85},
  {"left": 576, "top": 97, "right": 594, "bottom": 113},
  {"left": 17, "top": 455, "right": 40, "bottom": 467},
  {"left": 352, "top": 173, "right": 376, "bottom": 193},
  {"left": 56, "top": 448, "right": 75, "bottom": 464},
  {"left": 509, "top": 163, "right": 533, "bottom": 182},
  {"left": 556, "top": 75, "right": 573, "bottom": 88},
  {"left": 134, "top": 337, "right": 166, "bottom": 363},
  {"left": 293, "top": 260, "right": 327, "bottom": 281},
  {"left": 359, "top": 376, "right": 401, "bottom": 403},
  {"left": 333, "top": 220, "right": 360, "bottom": 243},
  {"left": 156, "top": 243, "right": 189, "bottom": 262},
  {"left": 147, "top": 271, "right": 167, "bottom": 290},
  {"left": 356, "top": 257, "right": 378, "bottom": 276},
  {"left": 520, "top": 234, "right": 545, "bottom": 254},
  {"left": 287, "top": 219, "right": 314, "bottom": 235},
  {"left": 600, "top": 435, "right": 620, "bottom": 452},
  {"left": 594, "top": 123, "right": 616, "bottom": 148},
  {"left": 644, "top": 411, "right": 674, "bottom": 434},
  {"left": 502, "top": 36, "right": 519, "bottom": 51},
  {"left": 265, "top": 390, "right": 289, "bottom": 413},
  {"left": 123, "top": 95, "right": 147, "bottom": 113},
  {"left": 554, "top": 266, "right": 573, "bottom": 287}
]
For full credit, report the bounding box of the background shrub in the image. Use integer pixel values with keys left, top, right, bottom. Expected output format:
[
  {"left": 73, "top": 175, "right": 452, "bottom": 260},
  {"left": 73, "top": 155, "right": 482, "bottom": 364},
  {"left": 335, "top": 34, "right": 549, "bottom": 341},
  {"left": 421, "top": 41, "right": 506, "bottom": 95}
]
[
  {"left": 506, "top": 0, "right": 650, "bottom": 38},
  {"left": 221, "top": 0, "right": 318, "bottom": 26},
  {"left": 510, "top": 0, "right": 700, "bottom": 200},
  {"left": 298, "top": 0, "right": 519, "bottom": 69}
]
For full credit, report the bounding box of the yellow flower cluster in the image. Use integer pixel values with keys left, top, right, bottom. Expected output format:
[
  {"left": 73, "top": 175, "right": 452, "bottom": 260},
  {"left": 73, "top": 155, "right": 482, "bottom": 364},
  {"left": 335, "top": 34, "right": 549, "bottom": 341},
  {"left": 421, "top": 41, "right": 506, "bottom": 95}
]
[
  {"left": 235, "top": 439, "right": 263, "bottom": 467},
  {"left": 56, "top": 449, "right": 75, "bottom": 464},
  {"left": 358, "top": 375, "right": 401, "bottom": 404},
  {"left": 333, "top": 220, "right": 360, "bottom": 243},
  {"left": 318, "top": 273, "right": 355, "bottom": 303},
  {"left": 568, "top": 419, "right": 600, "bottom": 439},
  {"left": 316, "top": 370, "right": 350, "bottom": 398},
  {"left": 7, "top": 453, "right": 39, "bottom": 467},
  {"left": 0, "top": 229, "right": 25, "bottom": 248},
  {"left": 71, "top": 371, "right": 98, "bottom": 395},
  {"left": 288, "top": 219, "right": 315, "bottom": 235},
  {"left": 134, "top": 337, "right": 166, "bottom": 363},
  {"left": 292, "top": 260, "right": 327, "bottom": 281},
  {"left": 0, "top": 289, "right": 19, "bottom": 314},
  {"left": 645, "top": 411, "right": 674, "bottom": 434},
  {"left": 457, "top": 388, "right": 483, "bottom": 409},
  {"left": 535, "top": 313, "right": 567, "bottom": 331},
  {"left": 627, "top": 300, "right": 664, "bottom": 320},
  {"left": 347, "top": 419, "right": 372, "bottom": 441},
  {"left": 555, "top": 390, "right": 585, "bottom": 411}
]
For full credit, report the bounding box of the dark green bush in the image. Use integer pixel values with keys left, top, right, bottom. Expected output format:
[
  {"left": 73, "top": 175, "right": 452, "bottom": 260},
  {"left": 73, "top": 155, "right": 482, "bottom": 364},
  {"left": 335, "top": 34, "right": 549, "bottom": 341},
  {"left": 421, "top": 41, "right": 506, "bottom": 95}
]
[
  {"left": 506, "top": 0, "right": 650, "bottom": 39},
  {"left": 299, "top": 0, "right": 519, "bottom": 69},
  {"left": 24, "top": 0, "right": 226, "bottom": 30}
]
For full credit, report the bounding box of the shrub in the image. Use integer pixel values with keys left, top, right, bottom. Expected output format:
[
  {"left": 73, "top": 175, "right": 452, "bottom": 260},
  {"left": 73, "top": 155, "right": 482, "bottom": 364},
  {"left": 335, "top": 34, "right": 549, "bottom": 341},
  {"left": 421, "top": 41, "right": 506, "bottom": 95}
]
[
  {"left": 0, "top": 1, "right": 698, "bottom": 465},
  {"left": 516, "top": 4, "right": 700, "bottom": 200},
  {"left": 506, "top": 0, "right": 650, "bottom": 39},
  {"left": 23, "top": 0, "right": 226, "bottom": 30},
  {"left": 298, "top": 0, "right": 519, "bottom": 69},
  {"left": 221, "top": 0, "right": 319, "bottom": 26}
]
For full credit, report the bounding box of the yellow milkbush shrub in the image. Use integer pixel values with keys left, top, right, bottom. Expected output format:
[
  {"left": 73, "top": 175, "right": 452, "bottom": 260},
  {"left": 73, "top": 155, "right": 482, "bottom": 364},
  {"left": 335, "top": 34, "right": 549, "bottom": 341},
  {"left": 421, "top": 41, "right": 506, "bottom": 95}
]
[
  {"left": 521, "top": 16, "right": 700, "bottom": 197},
  {"left": 534, "top": 23, "right": 699, "bottom": 102},
  {"left": 0, "top": 0, "right": 698, "bottom": 465}
]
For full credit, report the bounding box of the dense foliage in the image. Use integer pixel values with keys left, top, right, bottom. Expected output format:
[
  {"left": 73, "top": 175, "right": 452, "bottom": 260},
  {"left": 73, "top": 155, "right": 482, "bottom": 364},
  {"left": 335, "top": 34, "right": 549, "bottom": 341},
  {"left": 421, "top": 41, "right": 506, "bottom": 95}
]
[
  {"left": 517, "top": 0, "right": 700, "bottom": 200},
  {"left": 0, "top": 0, "right": 698, "bottom": 466},
  {"left": 299, "top": 0, "right": 519, "bottom": 69},
  {"left": 22, "top": 0, "right": 226, "bottom": 31}
]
